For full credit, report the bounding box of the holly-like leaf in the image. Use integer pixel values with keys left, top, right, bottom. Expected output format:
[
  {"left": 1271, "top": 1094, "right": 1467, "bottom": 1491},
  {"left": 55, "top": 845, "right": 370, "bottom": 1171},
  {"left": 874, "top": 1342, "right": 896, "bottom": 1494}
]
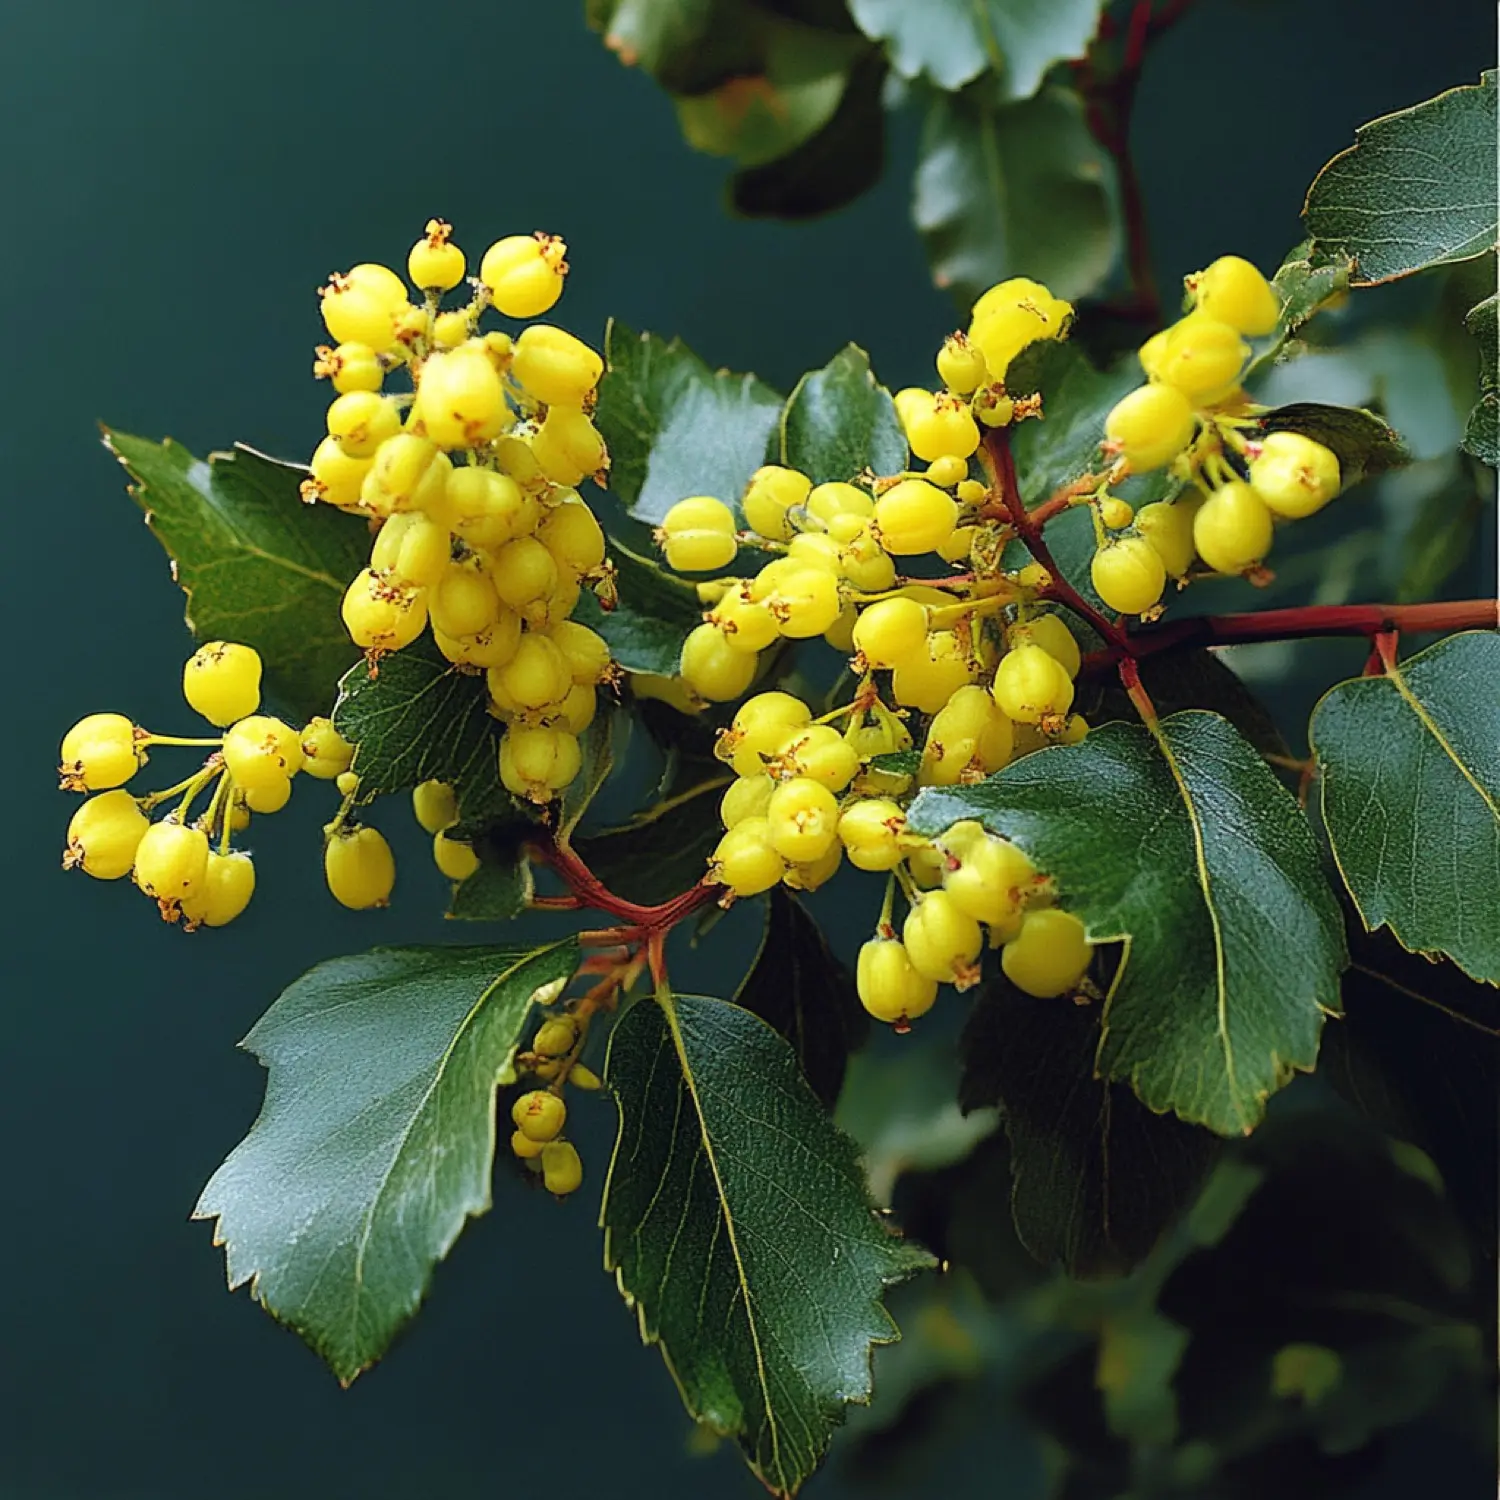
[
  {"left": 1310, "top": 630, "right": 1500, "bottom": 985},
  {"left": 594, "top": 320, "right": 783, "bottom": 525},
  {"left": 959, "top": 976, "right": 1220, "bottom": 1275},
  {"left": 1258, "top": 402, "right": 1408, "bottom": 490},
  {"left": 730, "top": 51, "right": 888, "bottom": 219},
  {"left": 675, "top": 25, "right": 863, "bottom": 168},
  {"left": 914, "top": 84, "right": 1117, "bottom": 306},
  {"left": 575, "top": 770, "right": 729, "bottom": 906},
  {"left": 848, "top": 0, "right": 1102, "bottom": 99},
  {"left": 1304, "top": 71, "right": 1498, "bottom": 285},
  {"left": 1462, "top": 292, "right": 1497, "bottom": 465},
  {"left": 332, "top": 636, "right": 515, "bottom": 830},
  {"left": 602, "top": 990, "right": 934, "bottom": 1494},
  {"left": 908, "top": 712, "right": 1348, "bottom": 1136},
  {"left": 103, "top": 432, "right": 367, "bottom": 723},
  {"left": 194, "top": 940, "right": 579, "bottom": 1383},
  {"left": 734, "top": 888, "right": 869, "bottom": 1107},
  {"left": 573, "top": 539, "right": 704, "bottom": 676},
  {"left": 779, "top": 344, "right": 907, "bottom": 483}
]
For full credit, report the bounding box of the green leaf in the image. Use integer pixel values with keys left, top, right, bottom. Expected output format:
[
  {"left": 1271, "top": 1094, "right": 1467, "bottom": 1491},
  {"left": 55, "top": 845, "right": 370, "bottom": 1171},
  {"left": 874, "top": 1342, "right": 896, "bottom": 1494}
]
[
  {"left": 1310, "top": 630, "right": 1500, "bottom": 985},
  {"left": 734, "top": 888, "right": 869, "bottom": 1107},
  {"left": 730, "top": 51, "right": 887, "bottom": 219},
  {"left": 1096, "top": 1305, "right": 1190, "bottom": 1446},
  {"left": 914, "top": 84, "right": 1117, "bottom": 306},
  {"left": 194, "top": 939, "right": 579, "bottom": 1383},
  {"left": 574, "top": 769, "right": 728, "bottom": 905},
  {"left": 674, "top": 25, "right": 862, "bottom": 168},
  {"left": 959, "top": 976, "right": 1220, "bottom": 1275},
  {"left": 594, "top": 319, "right": 783, "bottom": 525},
  {"left": 1462, "top": 292, "right": 1497, "bottom": 464},
  {"left": 104, "top": 432, "right": 366, "bottom": 723},
  {"left": 1303, "top": 71, "right": 1498, "bottom": 285},
  {"left": 332, "top": 636, "right": 516, "bottom": 830},
  {"left": 573, "top": 540, "right": 704, "bottom": 677},
  {"left": 602, "top": 991, "right": 933, "bottom": 1494},
  {"left": 848, "top": 0, "right": 1102, "bottom": 99},
  {"left": 556, "top": 704, "right": 621, "bottom": 841},
  {"left": 779, "top": 344, "right": 906, "bottom": 483},
  {"left": 1258, "top": 402, "right": 1408, "bottom": 489},
  {"left": 1006, "top": 339, "right": 1133, "bottom": 499},
  {"left": 447, "top": 830, "right": 535, "bottom": 922},
  {"left": 908, "top": 712, "right": 1348, "bottom": 1136}
]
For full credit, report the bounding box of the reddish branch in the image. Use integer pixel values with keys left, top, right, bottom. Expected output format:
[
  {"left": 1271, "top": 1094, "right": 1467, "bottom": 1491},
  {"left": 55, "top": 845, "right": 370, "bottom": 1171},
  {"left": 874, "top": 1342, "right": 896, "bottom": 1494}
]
[
  {"left": 529, "top": 833, "right": 718, "bottom": 934},
  {"left": 1117, "top": 599, "right": 1499, "bottom": 661},
  {"left": 1074, "top": 0, "right": 1196, "bottom": 325}
]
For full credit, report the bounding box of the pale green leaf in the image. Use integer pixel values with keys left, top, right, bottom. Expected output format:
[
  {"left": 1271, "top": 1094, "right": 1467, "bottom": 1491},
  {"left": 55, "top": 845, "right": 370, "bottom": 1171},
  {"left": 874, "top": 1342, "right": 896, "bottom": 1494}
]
[{"left": 1304, "top": 71, "right": 1498, "bottom": 285}]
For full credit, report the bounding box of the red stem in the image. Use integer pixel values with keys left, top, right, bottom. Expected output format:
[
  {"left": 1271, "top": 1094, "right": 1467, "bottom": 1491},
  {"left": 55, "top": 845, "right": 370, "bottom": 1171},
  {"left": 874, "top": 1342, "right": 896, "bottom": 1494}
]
[
  {"left": 1116, "top": 599, "right": 1498, "bottom": 662},
  {"left": 531, "top": 835, "right": 719, "bottom": 931},
  {"left": 985, "top": 430, "right": 1131, "bottom": 651}
]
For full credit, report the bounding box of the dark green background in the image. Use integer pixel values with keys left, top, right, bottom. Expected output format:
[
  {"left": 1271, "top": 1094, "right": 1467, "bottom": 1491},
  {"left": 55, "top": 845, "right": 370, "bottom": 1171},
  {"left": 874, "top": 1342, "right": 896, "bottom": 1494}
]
[{"left": 2, "top": 2, "right": 1490, "bottom": 1496}]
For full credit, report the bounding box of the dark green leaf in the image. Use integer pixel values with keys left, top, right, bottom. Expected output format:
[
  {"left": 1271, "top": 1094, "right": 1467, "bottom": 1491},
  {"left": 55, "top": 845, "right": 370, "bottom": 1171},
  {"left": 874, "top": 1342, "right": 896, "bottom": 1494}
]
[
  {"left": 574, "top": 769, "right": 729, "bottom": 905},
  {"left": 194, "top": 939, "right": 579, "bottom": 1382},
  {"left": 104, "top": 432, "right": 366, "bottom": 723},
  {"left": 1322, "top": 923, "right": 1499, "bottom": 1266},
  {"left": 908, "top": 712, "right": 1348, "bottom": 1136},
  {"left": 332, "top": 636, "right": 515, "bottom": 829},
  {"left": 1310, "top": 630, "right": 1500, "bottom": 984},
  {"left": 1258, "top": 402, "right": 1408, "bottom": 489},
  {"left": 675, "top": 24, "right": 863, "bottom": 168},
  {"left": 848, "top": 0, "right": 1102, "bottom": 99},
  {"left": 602, "top": 990, "right": 933, "bottom": 1494},
  {"left": 869, "top": 747, "right": 922, "bottom": 777},
  {"left": 779, "top": 343, "right": 906, "bottom": 483},
  {"left": 1007, "top": 340, "right": 1133, "bottom": 499},
  {"left": 914, "top": 85, "right": 1117, "bottom": 306},
  {"left": 588, "top": 0, "right": 760, "bottom": 95},
  {"left": 447, "top": 828, "right": 535, "bottom": 922},
  {"left": 574, "top": 540, "right": 704, "bottom": 676},
  {"left": 731, "top": 51, "right": 887, "bottom": 219},
  {"left": 594, "top": 319, "right": 783, "bottom": 525},
  {"left": 1396, "top": 466, "right": 1488, "bottom": 602},
  {"left": 1095, "top": 1306, "right": 1190, "bottom": 1446},
  {"left": 960, "top": 976, "right": 1219, "bottom": 1275},
  {"left": 734, "top": 888, "right": 869, "bottom": 1107},
  {"left": 1003, "top": 504, "right": 1110, "bottom": 613},
  {"left": 1303, "top": 71, "right": 1497, "bottom": 285},
  {"left": 1462, "top": 292, "right": 1497, "bottom": 465}
]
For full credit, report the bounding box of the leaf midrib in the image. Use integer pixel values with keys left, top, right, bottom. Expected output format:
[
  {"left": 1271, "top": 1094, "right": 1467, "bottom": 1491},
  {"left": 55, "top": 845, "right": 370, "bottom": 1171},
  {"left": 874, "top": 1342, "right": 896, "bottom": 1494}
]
[
  {"left": 658, "top": 990, "right": 784, "bottom": 1484},
  {"left": 1382, "top": 661, "right": 1500, "bottom": 823}
]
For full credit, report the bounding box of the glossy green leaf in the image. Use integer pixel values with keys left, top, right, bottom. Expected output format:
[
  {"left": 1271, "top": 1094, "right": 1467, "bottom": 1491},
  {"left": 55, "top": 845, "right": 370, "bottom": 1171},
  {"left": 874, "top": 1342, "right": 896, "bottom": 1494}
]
[
  {"left": 1310, "top": 630, "right": 1500, "bottom": 985},
  {"left": 556, "top": 704, "right": 621, "bottom": 841},
  {"left": 848, "top": 0, "right": 1101, "bottom": 99},
  {"left": 332, "top": 636, "right": 515, "bottom": 829},
  {"left": 1006, "top": 339, "right": 1134, "bottom": 499},
  {"left": 960, "top": 976, "right": 1219, "bottom": 1275},
  {"left": 573, "top": 540, "right": 703, "bottom": 677},
  {"left": 194, "top": 939, "right": 579, "bottom": 1383},
  {"left": 730, "top": 51, "right": 887, "bottom": 219},
  {"left": 914, "top": 84, "right": 1117, "bottom": 306},
  {"left": 1304, "top": 71, "right": 1497, "bottom": 285},
  {"left": 594, "top": 319, "right": 783, "bottom": 525},
  {"left": 734, "top": 888, "right": 869, "bottom": 1107},
  {"left": 779, "top": 344, "right": 906, "bottom": 483},
  {"left": 1258, "top": 402, "right": 1408, "bottom": 489},
  {"left": 675, "top": 25, "right": 861, "bottom": 168},
  {"left": 1462, "top": 292, "right": 1497, "bottom": 465},
  {"left": 602, "top": 990, "right": 933, "bottom": 1494},
  {"left": 909, "top": 712, "right": 1347, "bottom": 1135},
  {"left": 104, "top": 432, "right": 366, "bottom": 723}
]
